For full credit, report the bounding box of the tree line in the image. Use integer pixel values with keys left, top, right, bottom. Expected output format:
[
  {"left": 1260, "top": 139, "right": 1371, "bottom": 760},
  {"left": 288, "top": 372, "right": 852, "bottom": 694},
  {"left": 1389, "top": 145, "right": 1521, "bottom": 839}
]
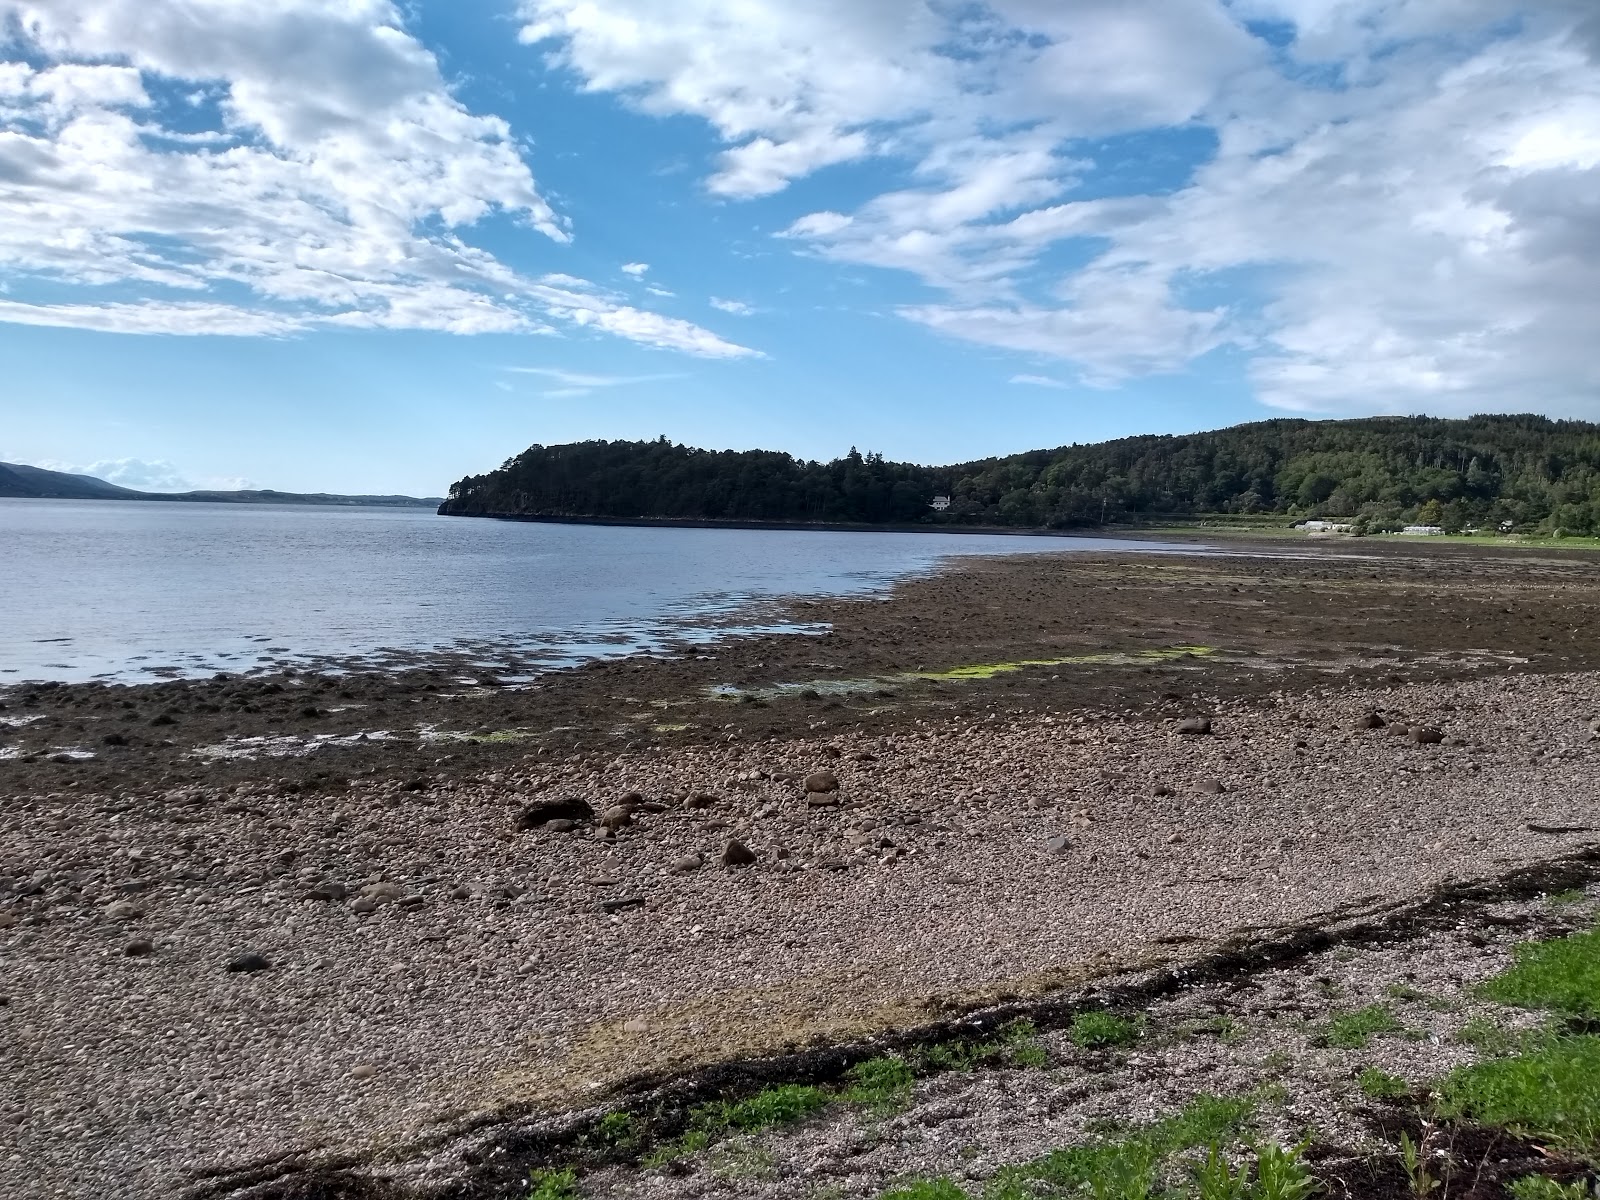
[{"left": 440, "top": 414, "right": 1600, "bottom": 536}]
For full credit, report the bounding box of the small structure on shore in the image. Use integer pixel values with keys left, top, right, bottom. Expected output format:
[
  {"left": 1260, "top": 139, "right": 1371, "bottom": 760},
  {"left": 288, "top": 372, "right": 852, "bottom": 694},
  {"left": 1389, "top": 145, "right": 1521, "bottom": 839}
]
[
  {"left": 1297, "top": 518, "right": 1356, "bottom": 535},
  {"left": 930, "top": 495, "right": 951, "bottom": 511},
  {"left": 1401, "top": 524, "right": 1445, "bottom": 536}
]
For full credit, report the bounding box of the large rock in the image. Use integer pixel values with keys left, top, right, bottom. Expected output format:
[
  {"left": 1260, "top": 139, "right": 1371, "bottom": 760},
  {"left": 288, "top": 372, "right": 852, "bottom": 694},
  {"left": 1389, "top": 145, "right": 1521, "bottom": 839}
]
[
  {"left": 601, "top": 805, "right": 634, "bottom": 832},
  {"left": 1176, "top": 716, "right": 1212, "bottom": 735},
  {"left": 517, "top": 797, "right": 595, "bottom": 829},
  {"left": 804, "top": 770, "right": 840, "bottom": 794},
  {"left": 1357, "top": 712, "right": 1387, "bottom": 730},
  {"left": 722, "top": 839, "right": 758, "bottom": 868},
  {"left": 225, "top": 953, "right": 272, "bottom": 973},
  {"left": 1409, "top": 727, "right": 1445, "bottom": 745}
]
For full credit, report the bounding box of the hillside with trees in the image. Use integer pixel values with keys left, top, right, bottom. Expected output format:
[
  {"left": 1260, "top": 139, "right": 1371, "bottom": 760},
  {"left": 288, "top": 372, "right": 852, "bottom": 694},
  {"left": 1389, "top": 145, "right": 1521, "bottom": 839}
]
[{"left": 440, "top": 415, "right": 1600, "bottom": 536}]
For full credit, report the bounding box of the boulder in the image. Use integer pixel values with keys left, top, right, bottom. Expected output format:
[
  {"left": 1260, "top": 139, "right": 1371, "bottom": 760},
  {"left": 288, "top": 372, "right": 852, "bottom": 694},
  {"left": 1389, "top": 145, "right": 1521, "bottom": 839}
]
[
  {"left": 1409, "top": 727, "right": 1445, "bottom": 745},
  {"left": 1176, "top": 716, "right": 1212, "bottom": 735},
  {"left": 225, "top": 953, "right": 272, "bottom": 973},
  {"left": 721, "top": 839, "right": 758, "bottom": 868},
  {"left": 1357, "top": 712, "right": 1387, "bottom": 730},
  {"left": 804, "top": 770, "right": 840, "bottom": 794},
  {"left": 517, "top": 797, "right": 595, "bottom": 829},
  {"left": 601, "top": 805, "right": 634, "bottom": 831}
]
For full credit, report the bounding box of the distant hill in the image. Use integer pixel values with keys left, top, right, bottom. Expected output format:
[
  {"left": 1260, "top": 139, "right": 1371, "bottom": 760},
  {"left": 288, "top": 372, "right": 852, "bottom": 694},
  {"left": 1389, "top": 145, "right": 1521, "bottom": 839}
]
[
  {"left": 0, "top": 462, "right": 442, "bottom": 508},
  {"left": 440, "top": 414, "right": 1600, "bottom": 536}
]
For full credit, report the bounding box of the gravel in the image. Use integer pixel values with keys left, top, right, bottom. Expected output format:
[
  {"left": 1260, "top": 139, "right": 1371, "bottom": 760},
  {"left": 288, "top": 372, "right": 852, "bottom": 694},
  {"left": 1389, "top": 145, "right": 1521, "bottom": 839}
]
[{"left": 1, "top": 670, "right": 1598, "bottom": 1198}]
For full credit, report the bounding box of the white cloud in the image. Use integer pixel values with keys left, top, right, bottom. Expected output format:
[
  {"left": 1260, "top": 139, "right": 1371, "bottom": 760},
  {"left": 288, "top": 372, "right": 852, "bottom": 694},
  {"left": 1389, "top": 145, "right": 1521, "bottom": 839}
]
[
  {"left": 505, "top": 366, "right": 684, "bottom": 387},
  {"left": 1009, "top": 374, "right": 1067, "bottom": 389},
  {"left": 521, "top": 0, "right": 1600, "bottom": 415},
  {"left": 28, "top": 456, "right": 255, "bottom": 492},
  {"left": 620, "top": 261, "right": 649, "bottom": 276},
  {"left": 0, "top": 0, "right": 753, "bottom": 358},
  {"left": 709, "top": 297, "right": 754, "bottom": 315}
]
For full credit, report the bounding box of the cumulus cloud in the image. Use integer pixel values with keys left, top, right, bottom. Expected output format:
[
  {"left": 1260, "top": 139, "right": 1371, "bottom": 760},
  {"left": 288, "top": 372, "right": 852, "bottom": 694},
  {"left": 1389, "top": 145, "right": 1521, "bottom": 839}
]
[
  {"left": 525, "top": 0, "right": 1600, "bottom": 416},
  {"left": 0, "top": 0, "right": 755, "bottom": 358},
  {"left": 709, "top": 297, "right": 754, "bottom": 315},
  {"left": 620, "top": 262, "right": 649, "bottom": 277},
  {"left": 29, "top": 456, "right": 254, "bottom": 492}
]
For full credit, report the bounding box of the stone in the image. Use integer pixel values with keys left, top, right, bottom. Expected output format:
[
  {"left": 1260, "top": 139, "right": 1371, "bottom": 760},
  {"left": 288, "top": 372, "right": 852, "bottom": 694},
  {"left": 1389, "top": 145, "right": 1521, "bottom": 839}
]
[
  {"left": 592, "top": 826, "right": 615, "bottom": 842},
  {"left": 517, "top": 797, "right": 595, "bottom": 829},
  {"left": 722, "top": 839, "right": 757, "bottom": 868},
  {"left": 1357, "top": 712, "right": 1387, "bottom": 730},
  {"left": 1195, "top": 780, "right": 1226, "bottom": 795},
  {"left": 1176, "top": 716, "right": 1212, "bottom": 735},
  {"left": 597, "top": 895, "right": 646, "bottom": 914},
  {"left": 672, "top": 853, "right": 704, "bottom": 873},
  {"left": 601, "top": 805, "right": 634, "bottom": 831},
  {"left": 359, "top": 882, "right": 402, "bottom": 902},
  {"left": 1387, "top": 723, "right": 1412, "bottom": 737},
  {"left": 449, "top": 885, "right": 473, "bottom": 900},
  {"left": 349, "top": 897, "right": 379, "bottom": 914},
  {"left": 1152, "top": 784, "right": 1174, "bottom": 798},
  {"left": 123, "top": 938, "right": 154, "bottom": 957},
  {"left": 225, "top": 953, "right": 272, "bottom": 973},
  {"left": 684, "top": 793, "right": 718, "bottom": 809},
  {"left": 101, "top": 733, "right": 128, "bottom": 747},
  {"left": 544, "top": 819, "right": 577, "bottom": 833},
  {"left": 1409, "top": 727, "right": 1445, "bottom": 744},
  {"left": 302, "top": 882, "right": 347, "bottom": 902},
  {"left": 807, "top": 791, "right": 842, "bottom": 808},
  {"left": 1045, "top": 835, "right": 1072, "bottom": 855},
  {"left": 351, "top": 1064, "right": 377, "bottom": 1079},
  {"left": 617, "top": 790, "right": 645, "bottom": 807},
  {"left": 104, "top": 901, "right": 143, "bottom": 921},
  {"left": 804, "top": 770, "right": 840, "bottom": 794}
]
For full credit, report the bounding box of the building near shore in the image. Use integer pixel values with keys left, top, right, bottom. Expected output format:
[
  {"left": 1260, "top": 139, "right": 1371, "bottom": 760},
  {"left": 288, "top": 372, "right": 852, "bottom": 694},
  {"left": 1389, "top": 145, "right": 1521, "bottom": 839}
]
[
  {"left": 1297, "top": 519, "right": 1357, "bottom": 535},
  {"left": 1401, "top": 524, "right": 1446, "bottom": 535}
]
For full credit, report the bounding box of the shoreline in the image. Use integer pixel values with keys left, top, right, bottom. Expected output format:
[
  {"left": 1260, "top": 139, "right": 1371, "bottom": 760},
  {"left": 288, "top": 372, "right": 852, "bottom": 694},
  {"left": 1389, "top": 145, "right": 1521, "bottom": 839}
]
[{"left": 5, "top": 540, "right": 1600, "bottom": 1197}]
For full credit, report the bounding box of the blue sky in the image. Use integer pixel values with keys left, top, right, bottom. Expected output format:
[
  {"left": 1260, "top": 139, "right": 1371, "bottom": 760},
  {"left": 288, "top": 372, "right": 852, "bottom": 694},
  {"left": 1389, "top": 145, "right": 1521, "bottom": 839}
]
[{"left": 2, "top": 1, "right": 1598, "bottom": 496}]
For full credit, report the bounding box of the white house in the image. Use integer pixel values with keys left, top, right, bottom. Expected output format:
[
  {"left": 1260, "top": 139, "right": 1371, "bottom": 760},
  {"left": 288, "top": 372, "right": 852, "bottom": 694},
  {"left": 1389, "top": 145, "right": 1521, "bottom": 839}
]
[
  {"left": 1401, "top": 525, "right": 1445, "bottom": 536},
  {"left": 930, "top": 495, "right": 951, "bottom": 511}
]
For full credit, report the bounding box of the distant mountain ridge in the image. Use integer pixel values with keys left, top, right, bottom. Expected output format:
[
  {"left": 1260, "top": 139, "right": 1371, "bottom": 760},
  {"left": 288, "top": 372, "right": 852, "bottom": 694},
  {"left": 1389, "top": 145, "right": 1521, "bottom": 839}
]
[
  {"left": 440, "top": 414, "right": 1600, "bottom": 535},
  {"left": 0, "top": 462, "right": 442, "bottom": 508}
]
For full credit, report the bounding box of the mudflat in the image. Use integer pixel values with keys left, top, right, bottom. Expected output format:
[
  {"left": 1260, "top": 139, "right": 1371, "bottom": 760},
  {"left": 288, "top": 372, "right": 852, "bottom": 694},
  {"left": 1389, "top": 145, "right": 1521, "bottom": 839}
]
[{"left": 3, "top": 539, "right": 1600, "bottom": 1198}]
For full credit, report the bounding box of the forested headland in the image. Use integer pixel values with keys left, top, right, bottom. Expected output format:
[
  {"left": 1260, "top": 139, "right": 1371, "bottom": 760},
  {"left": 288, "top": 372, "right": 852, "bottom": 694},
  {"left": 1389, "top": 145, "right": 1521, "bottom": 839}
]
[{"left": 440, "top": 414, "right": 1600, "bottom": 536}]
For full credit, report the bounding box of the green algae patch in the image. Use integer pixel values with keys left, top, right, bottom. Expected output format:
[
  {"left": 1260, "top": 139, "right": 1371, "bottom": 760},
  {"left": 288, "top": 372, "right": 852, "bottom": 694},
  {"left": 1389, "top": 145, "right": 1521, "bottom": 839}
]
[
  {"left": 707, "top": 645, "right": 1218, "bottom": 702},
  {"left": 908, "top": 645, "right": 1216, "bottom": 681}
]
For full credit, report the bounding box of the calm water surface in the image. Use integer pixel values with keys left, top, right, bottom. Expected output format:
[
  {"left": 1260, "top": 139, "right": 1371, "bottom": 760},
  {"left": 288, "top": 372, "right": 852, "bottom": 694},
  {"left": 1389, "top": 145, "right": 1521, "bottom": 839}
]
[{"left": 0, "top": 499, "right": 1180, "bottom": 684}]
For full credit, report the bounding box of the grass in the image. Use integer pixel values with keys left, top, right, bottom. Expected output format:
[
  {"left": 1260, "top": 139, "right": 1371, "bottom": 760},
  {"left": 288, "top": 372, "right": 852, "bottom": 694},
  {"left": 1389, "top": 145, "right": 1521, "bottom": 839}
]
[
  {"left": 883, "top": 1181, "right": 970, "bottom": 1200},
  {"left": 1481, "top": 924, "right": 1600, "bottom": 1020},
  {"left": 641, "top": 1083, "right": 829, "bottom": 1166},
  {"left": 977, "top": 1094, "right": 1267, "bottom": 1200},
  {"left": 845, "top": 1055, "right": 917, "bottom": 1114},
  {"left": 1547, "top": 890, "right": 1591, "bottom": 908},
  {"left": 1357, "top": 1068, "right": 1411, "bottom": 1099},
  {"left": 525, "top": 1167, "right": 579, "bottom": 1200},
  {"left": 1509, "top": 1178, "right": 1598, "bottom": 1200},
  {"left": 918, "top": 1020, "right": 1051, "bottom": 1072},
  {"left": 1320, "top": 1004, "right": 1404, "bottom": 1049},
  {"left": 1435, "top": 1034, "right": 1600, "bottom": 1154},
  {"left": 1070, "top": 1011, "right": 1145, "bottom": 1049},
  {"left": 1453, "top": 1015, "right": 1519, "bottom": 1057}
]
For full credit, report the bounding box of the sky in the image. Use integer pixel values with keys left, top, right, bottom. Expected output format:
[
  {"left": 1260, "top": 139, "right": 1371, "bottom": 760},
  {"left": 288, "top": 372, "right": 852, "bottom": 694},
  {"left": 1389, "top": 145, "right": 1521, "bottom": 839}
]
[{"left": 1, "top": 1, "right": 1598, "bottom": 496}]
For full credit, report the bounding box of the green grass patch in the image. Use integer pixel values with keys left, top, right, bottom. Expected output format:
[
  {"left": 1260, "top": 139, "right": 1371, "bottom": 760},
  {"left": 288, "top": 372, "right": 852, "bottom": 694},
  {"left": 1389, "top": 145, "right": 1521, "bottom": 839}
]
[
  {"left": 1454, "top": 1015, "right": 1519, "bottom": 1056},
  {"left": 1482, "top": 924, "right": 1600, "bottom": 1020},
  {"left": 917, "top": 1020, "right": 1051, "bottom": 1073},
  {"left": 1070, "top": 1011, "right": 1144, "bottom": 1049},
  {"left": 1357, "top": 1068, "right": 1410, "bottom": 1099},
  {"left": 845, "top": 1055, "right": 917, "bottom": 1114},
  {"left": 884, "top": 1180, "right": 971, "bottom": 1200},
  {"left": 1321, "top": 1005, "right": 1404, "bottom": 1049},
  {"left": 1509, "top": 1177, "right": 1597, "bottom": 1200},
  {"left": 1547, "top": 890, "right": 1591, "bottom": 908},
  {"left": 1436, "top": 1034, "right": 1600, "bottom": 1154},
  {"left": 695, "top": 1083, "right": 829, "bottom": 1133},
  {"left": 525, "top": 1167, "right": 579, "bottom": 1200}
]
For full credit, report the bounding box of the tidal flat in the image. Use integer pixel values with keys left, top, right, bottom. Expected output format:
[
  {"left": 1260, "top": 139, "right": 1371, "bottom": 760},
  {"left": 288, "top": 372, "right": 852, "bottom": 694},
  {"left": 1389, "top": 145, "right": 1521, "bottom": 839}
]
[{"left": 3, "top": 540, "right": 1600, "bottom": 1199}]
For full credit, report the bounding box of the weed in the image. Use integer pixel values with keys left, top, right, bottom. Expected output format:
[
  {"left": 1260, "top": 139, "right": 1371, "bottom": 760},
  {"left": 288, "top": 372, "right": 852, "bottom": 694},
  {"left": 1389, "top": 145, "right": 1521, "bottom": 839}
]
[
  {"left": 917, "top": 1020, "right": 1049, "bottom": 1074},
  {"left": 1435, "top": 1033, "right": 1600, "bottom": 1153},
  {"left": 845, "top": 1055, "right": 916, "bottom": 1114},
  {"left": 694, "top": 1083, "right": 830, "bottom": 1134},
  {"left": 1358, "top": 1068, "right": 1411, "bottom": 1100},
  {"left": 1398, "top": 1128, "right": 1442, "bottom": 1200},
  {"left": 587, "top": 1110, "right": 638, "bottom": 1152},
  {"left": 1509, "top": 1177, "right": 1597, "bottom": 1200},
  {"left": 1254, "top": 1141, "right": 1320, "bottom": 1200},
  {"left": 1322, "top": 1005, "right": 1404, "bottom": 1049},
  {"left": 1547, "top": 890, "right": 1590, "bottom": 908},
  {"left": 1005, "top": 1021, "right": 1050, "bottom": 1068},
  {"left": 1192, "top": 1146, "right": 1253, "bottom": 1200},
  {"left": 525, "top": 1167, "right": 579, "bottom": 1200},
  {"left": 883, "top": 1179, "right": 971, "bottom": 1200},
  {"left": 807, "top": 1187, "right": 849, "bottom": 1200},
  {"left": 1482, "top": 924, "right": 1600, "bottom": 1020},
  {"left": 1453, "top": 1016, "right": 1517, "bottom": 1057},
  {"left": 1070, "top": 1011, "right": 1144, "bottom": 1049}
]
